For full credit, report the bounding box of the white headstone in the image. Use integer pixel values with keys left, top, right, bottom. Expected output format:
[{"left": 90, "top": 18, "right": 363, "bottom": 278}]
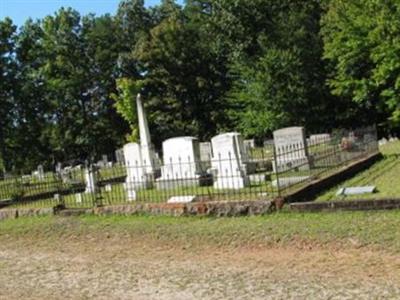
[
  {"left": 309, "top": 133, "right": 331, "bottom": 145},
  {"left": 123, "top": 142, "right": 152, "bottom": 200},
  {"left": 37, "top": 165, "right": 45, "bottom": 181},
  {"left": 105, "top": 184, "right": 112, "bottom": 192},
  {"left": 156, "top": 137, "right": 202, "bottom": 189},
  {"left": 84, "top": 168, "right": 97, "bottom": 194},
  {"left": 115, "top": 148, "right": 125, "bottom": 164},
  {"left": 75, "top": 193, "right": 83, "bottom": 203},
  {"left": 55, "top": 162, "right": 62, "bottom": 174},
  {"left": 273, "top": 126, "right": 309, "bottom": 172},
  {"left": 211, "top": 132, "right": 249, "bottom": 189},
  {"left": 199, "top": 142, "right": 212, "bottom": 162}
]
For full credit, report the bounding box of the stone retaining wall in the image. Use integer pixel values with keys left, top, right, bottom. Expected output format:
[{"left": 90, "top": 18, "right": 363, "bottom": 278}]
[
  {"left": 290, "top": 198, "right": 400, "bottom": 212},
  {"left": 0, "top": 200, "right": 276, "bottom": 221},
  {"left": 284, "top": 152, "right": 382, "bottom": 203}
]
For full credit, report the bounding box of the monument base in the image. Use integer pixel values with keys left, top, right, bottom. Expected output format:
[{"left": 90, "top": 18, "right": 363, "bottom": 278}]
[
  {"left": 213, "top": 175, "right": 250, "bottom": 190},
  {"left": 272, "top": 157, "right": 310, "bottom": 173},
  {"left": 155, "top": 174, "right": 212, "bottom": 190}
]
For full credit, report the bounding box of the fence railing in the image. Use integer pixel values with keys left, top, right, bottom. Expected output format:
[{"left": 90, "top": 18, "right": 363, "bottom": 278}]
[{"left": 0, "top": 126, "right": 379, "bottom": 209}]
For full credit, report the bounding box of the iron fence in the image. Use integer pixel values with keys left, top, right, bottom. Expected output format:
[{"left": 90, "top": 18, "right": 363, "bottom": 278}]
[{"left": 0, "top": 126, "right": 380, "bottom": 209}]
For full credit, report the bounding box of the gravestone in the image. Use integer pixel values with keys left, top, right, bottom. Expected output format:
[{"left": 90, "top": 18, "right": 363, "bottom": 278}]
[
  {"left": 102, "top": 155, "right": 108, "bottom": 167},
  {"left": 273, "top": 126, "right": 309, "bottom": 172},
  {"left": 156, "top": 137, "right": 202, "bottom": 189},
  {"left": 309, "top": 133, "right": 331, "bottom": 145},
  {"left": 123, "top": 94, "right": 159, "bottom": 201},
  {"left": 55, "top": 162, "right": 62, "bottom": 175},
  {"left": 105, "top": 184, "right": 112, "bottom": 192},
  {"left": 115, "top": 148, "right": 125, "bottom": 165},
  {"left": 37, "top": 165, "right": 45, "bottom": 180},
  {"left": 210, "top": 132, "right": 249, "bottom": 189},
  {"left": 84, "top": 167, "right": 97, "bottom": 194},
  {"left": 123, "top": 142, "right": 153, "bottom": 200},
  {"left": 199, "top": 142, "right": 212, "bottom": 162},
  {"left": 75, "top": 193, "right": 83, "bottom": 204}
]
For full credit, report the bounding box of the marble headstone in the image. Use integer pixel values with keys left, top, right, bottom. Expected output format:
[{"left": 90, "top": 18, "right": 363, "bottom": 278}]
[
  {"left": 309, "top": 133, "right": 331, "bottom": 145},
  {"left": 273, "top": 126, "right": 309, "bottom": 172},
  {"left": 211, "top": 132, "right": 249, "bottom": 189},
  {"left": 199, "top": 142, "right": 212, "bottom": 162},
  {"left": 37, "top": 164, "right": 45, "bottom": 181},
  {"left": 84, "top": 167, "right": 97, "bottom": 193},
  {"left": 156, "top": 137, "right": 202, "bottom": 189}
]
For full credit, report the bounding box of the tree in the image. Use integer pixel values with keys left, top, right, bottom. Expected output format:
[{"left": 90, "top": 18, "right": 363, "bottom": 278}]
[
  {"left": 112, "top": 78, "right": 142, "bottom": 142},
  {"left": 322, "top": 0, "right": 400, "bottom": 133},
  {"left": 0, "top": 18, "right": 17, "bottom": 171},
  {"left": 220, "top": 1, "right": 334, "bottom": 137},
  {"left": 132, "top": 1, "right": 229, "bottom": 145}
]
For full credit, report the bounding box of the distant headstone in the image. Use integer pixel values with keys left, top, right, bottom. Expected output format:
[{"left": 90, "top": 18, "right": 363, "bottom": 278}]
[
  {"left": 211, "top": 132, "right": 249, "bottom": 189},
  {"left": 156, "top": 137, "right": 203, "bottom": 189},
  {"left": 105, "top": 184, "right": 112, "bottom": 192},
  {"left": 102, "top": 155, "right": 108, "bottom": 167},
  {"left": 379, "top": 138, "right": 388, "bottom": 146},
  {"left": 115, "top": 148, "right": 125, "bottom": 165},
  {"left": 309, "top": 133, "right": 331, "bottom": 145},
  {"left": 75, "top": 193, "right": 83, "bottom": 203},
  {"left": 37, "top": 164, "right": 45, "bottom": 181},
  {"left": 84, "top": 167, "right": 97, "bottom": 194},
  {"left": 61, "top": 166, "right": 72, "bottom": 184},
  {"left": 273, "top": 126, "right": 309, "bottom": 172},
  {"left": 199, "top": 142, "right": 212, "bottom": 162},
  {"left": 55, "top": 162, "right": 62, "bottom": 175}
]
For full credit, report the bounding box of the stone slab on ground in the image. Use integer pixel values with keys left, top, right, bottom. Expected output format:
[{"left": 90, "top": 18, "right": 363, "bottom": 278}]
[
  {"left": 167, "top": 195, "right": 197, "bottom": 204},
  {"left": 336, "top": 186, "right": 376, "bottom": 196}
]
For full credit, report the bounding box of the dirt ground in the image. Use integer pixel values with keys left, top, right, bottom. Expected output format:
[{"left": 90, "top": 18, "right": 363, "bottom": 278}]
[{"left": 1, "top": 231, "right": 400, "bottom": 300}]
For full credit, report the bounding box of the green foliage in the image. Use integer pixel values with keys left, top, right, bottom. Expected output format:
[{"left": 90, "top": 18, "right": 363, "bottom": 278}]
[
  {"left": 112, "top": 78, "right": 143, "bottom": 142},
  {"left": 223, "top": 1, "right": 332, "bottom": 137},
  {"left": 322, "top": 0, "right": 400, "bottom": 130},
  {"left": 2, "top": 0, "right": 400, "bottom": 172}
]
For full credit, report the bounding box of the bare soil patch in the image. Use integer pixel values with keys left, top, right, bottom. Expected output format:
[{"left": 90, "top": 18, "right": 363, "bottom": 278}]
[{"left": 1, "top": 231, "right": 400, "bottom": 299}]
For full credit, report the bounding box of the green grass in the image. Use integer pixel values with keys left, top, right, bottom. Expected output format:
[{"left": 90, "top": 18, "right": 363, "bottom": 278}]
[
  {"left": 1, "top": 211, "right": 400, "bottom": 252},
  {"left": 315, "top": 141, "right": 400, "bottom": 201}
]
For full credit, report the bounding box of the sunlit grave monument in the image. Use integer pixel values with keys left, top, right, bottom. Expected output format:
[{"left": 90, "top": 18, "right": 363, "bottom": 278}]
[
  {"left": 272, "top": 126, "right": 311, "bottom": 189},
  {"left": 210, "top": 132, "right": 250, "bottom": 189},
  {"left": 156, "top": 136, "right": 203, "bottom": 189},
  {"left": 123, "top": 94, "right": 159, "bottom": 201},
  {"left": 272, "top": 126, "right": 310, "bottom": 172}
]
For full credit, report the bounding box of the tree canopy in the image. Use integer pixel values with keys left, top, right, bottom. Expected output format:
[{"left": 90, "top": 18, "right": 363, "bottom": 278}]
[{"left": 0, "top": 0, "right": 399, "bottom": 172}]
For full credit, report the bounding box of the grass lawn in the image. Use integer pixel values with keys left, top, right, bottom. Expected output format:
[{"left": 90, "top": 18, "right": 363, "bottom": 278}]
[
  {"left": 1, "top": 211, "right": 400, "bottom": 252},
  {"left": 315, "top": 141, "right": 400, "bottom": 201}
]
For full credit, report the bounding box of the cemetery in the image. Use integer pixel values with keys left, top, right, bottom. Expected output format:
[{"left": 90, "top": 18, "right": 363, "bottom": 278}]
[
  {"left": 3, "top": 1, "right": 400, "bottom": 298},
  {"left": 0, "top": 96, "right": 387, "bottom": 212}
]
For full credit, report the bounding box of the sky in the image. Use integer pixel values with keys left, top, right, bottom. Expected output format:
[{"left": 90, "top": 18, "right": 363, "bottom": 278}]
[{"left": 0, "top": 0, "right": 183, "bottom": 27}]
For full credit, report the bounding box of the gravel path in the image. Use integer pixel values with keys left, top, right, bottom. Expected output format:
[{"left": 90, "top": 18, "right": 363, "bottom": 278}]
[{"left": 1, "top": 234, "right": 400, "bottom": 299}]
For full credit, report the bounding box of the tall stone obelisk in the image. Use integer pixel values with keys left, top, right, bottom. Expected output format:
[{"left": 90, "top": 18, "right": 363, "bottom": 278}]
[
  {"left": 136, "top": 93, "right": 157, "bottom": 172},
  {"left": 123, "top": 93, "right": 158, "bottom": 201}
]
